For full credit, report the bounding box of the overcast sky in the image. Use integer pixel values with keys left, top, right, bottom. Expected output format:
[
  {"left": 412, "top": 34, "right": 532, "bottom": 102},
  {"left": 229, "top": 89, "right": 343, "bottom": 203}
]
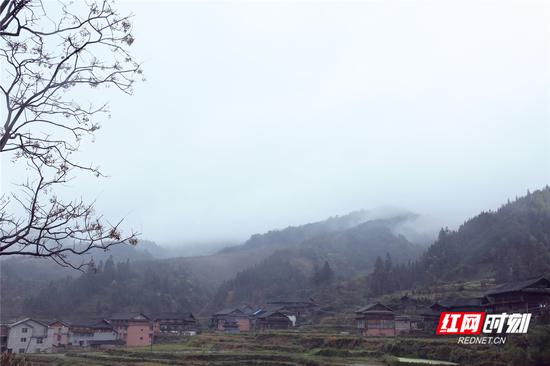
[{"left": 2, "top": 0, "right": 549, "bottom": 245}]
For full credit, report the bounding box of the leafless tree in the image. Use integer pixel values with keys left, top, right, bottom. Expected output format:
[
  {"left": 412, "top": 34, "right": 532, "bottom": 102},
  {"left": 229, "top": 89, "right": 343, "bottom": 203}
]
[{"left": 0, "top": 0, "right": 142, "bottom": 270}]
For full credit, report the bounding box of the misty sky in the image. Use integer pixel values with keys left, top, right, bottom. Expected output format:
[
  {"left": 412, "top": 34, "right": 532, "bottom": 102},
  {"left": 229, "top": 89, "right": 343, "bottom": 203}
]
[{"left": 2, "top": 0, "right": 549, "bottom": 245}]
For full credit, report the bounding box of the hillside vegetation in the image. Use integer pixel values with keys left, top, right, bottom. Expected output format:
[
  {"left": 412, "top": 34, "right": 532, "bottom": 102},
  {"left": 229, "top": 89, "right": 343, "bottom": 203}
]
[
  {"left": 13, "top": 187, "right": 550, "bottom": 319},
  {"left": 420, "top": 187, "right": 550, "bottom": 283}
]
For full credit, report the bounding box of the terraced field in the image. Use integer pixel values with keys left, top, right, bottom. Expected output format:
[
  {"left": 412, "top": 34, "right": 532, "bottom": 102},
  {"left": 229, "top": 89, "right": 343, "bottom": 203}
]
[{"left": 17, "top": 330, "right": 504, "bottom": 366}]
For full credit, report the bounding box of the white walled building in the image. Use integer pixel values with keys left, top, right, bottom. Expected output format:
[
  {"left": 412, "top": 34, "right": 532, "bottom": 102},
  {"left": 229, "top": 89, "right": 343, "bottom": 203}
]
[{"left": 7, "top": 318, "right": 48, "bottom": 354}]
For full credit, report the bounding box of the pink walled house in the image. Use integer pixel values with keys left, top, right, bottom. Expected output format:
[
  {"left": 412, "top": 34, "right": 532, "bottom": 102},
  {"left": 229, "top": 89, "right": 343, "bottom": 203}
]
[
  {"left": 109, "top": 313, "right": 153, "bottom": 347},
  {"left": 47, "top": 320, "right": 70, "bottom": 349}
]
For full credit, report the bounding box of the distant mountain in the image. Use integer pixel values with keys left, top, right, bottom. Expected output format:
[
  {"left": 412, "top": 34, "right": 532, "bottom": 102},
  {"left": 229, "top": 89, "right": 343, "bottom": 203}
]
[
  {"left": 14, "top": 209, "right": 431, "bottom": 318},
  {"left": 232, "top": 209, "right": 373, "bottom": 251},
  {"left": 173, "top": 209, "right": 432, "bottom": 289},
  {"left": 419, "top": 187, "right": 550, "bottom": 283},
  {"left": 10, "top": 189, "right": 550, "bottom": 320},
  {"left": 209, "top": 215, "right": 424, "bottom": 309}
]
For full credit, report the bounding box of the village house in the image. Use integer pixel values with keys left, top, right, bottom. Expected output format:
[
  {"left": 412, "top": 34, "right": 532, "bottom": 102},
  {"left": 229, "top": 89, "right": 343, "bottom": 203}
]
[
  {"left": 484, "top": 276, "right": 550, "bottom": 315},
  {"left": 153, "top": 312, "right": 198, "bottom": 336},
  {"left": 253, "top": 310, "right": 293, "bottom": 330},
  {"left": 266, "top": 298, "right": 317, "bottom": 323},
  {"left": 398, "top": 295, "right": 420, "bottom": 314},
  {"left": 65, "top": 320, "right": 120, "bottom": 349},
  {"left": 211, "top": 305, "right": 255, "bottom": 332},
  {"left": 418, "top": 302, "right": 447, "bottom": 329},
  {"left": 47, "top": 320, "right": 70, "bottom": 350},
  {"left": 109, "top": 313, "right": 154, "bottom": 347},
  {"left": 356, "top": 303, "right": 396, "bottom": 337},
  {"left": 6, "top": 318, "right": 48, "bottom": 354}
]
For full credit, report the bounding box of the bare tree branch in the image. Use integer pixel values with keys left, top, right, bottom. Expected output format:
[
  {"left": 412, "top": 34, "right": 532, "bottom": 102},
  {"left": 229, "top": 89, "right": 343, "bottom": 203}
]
[{"left": 1, "top": 0, "right": 142, "bottom": 270}]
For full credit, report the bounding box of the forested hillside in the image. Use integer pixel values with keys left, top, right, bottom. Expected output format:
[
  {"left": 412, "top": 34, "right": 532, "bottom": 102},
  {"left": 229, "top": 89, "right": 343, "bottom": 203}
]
[
  {"left": 171, "top": 209, "right": 430, "bottom": 290},
  {"left": 364, "top": 187, "right": 550, "bottom": 297},
  {"left": 0, "top": 240, "right": 160, "bottom": 320},
  {"left": 420, "top": 187, "right": 550, "bottom": 283},
  {"left": 21, "top": 257, "right": 211, "bottom": 319},
  {"left": 14, "top": 188, "right": 550, "bottom": 319},
  {"left": 210, "top": 216, "right": 423, "bottom": 309},
  {"left": 16, "top": 211, "right": 428, "bottom": 318}
]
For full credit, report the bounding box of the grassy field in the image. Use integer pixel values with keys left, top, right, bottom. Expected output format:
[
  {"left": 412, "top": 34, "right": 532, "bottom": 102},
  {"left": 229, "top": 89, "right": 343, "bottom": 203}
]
[{"left": 16, "top": 330, "right": 510, "bottom": 366}]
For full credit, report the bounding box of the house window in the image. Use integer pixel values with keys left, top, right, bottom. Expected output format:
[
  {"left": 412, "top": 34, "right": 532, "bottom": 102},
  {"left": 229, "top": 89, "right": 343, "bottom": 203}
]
[
  {"left": 57, "top": 335, "right": 61, "bottom": 341},
  {"left": 22, "top": 328, "right": 28, "bottom": 333},
  {"left": 36, "top": 348, "right": 40, "bottom": 352},
  {"left": 37, "top": 338, "right": 43, "bottom": 344},
  {"left": 18, "top": 348, "right": 25, "bottom": 354},
  {"left": 20, "top": 338, "right": 26, "bottom": 342}
]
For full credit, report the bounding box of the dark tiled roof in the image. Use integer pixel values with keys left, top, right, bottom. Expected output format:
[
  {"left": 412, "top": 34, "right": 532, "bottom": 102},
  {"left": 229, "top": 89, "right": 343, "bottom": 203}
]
[
  {"left": 255, "top": 310, "right": 289, "bottom": 319},
  {"left": 109, "top": 312, "right": 150, "bottom": 321},
  {"left": 48, "top": 319, "right": 70, "bottom": 326},
  {"left": 356, "top": 302, "right": 394, "bottom": 314},
  {"left": 485, "top": 276, "right": 550, "bottom": 296},
  {"left": 214, "top": 305, "right": 254, "bottom": 316},
  {"left": 213, "top": 308, "right": 243, "bottom": 316},
  {"left": 153, "top": 312, "right": 195, "bottom": 321},
  {"left": 8, "top": 318, "right": 48, "bottom": 328},
  {"left": 69, "top": 319, "right": 115, "bottom": 330},
  {"left": 238, "top": 305, "right": 255, "bottom": 315}
]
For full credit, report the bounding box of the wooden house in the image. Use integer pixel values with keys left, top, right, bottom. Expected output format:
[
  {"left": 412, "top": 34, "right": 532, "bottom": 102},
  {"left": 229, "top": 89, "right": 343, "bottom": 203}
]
[
  {"left": 265, "top": 298, "right": 317, "bottom": 326},
  {"left": 210, "top": 305, "right": 254, "bottom": 332},
  {"left": 266, "top": 298, "right": 317, "bottom": 318},
  {"left": 419, "top": 298, "right": 483, "bottom": 329},
  {"left": 484, "top": 276, "right": 550, "bottom": 315},
  {"left": 356, "top": 303, "right": 396, "bottom": 337},
  {"left": 153, "top": 312, "right": 198, "bottom": 335},
  {"left": 398, "top": 295, "right": 420, "bottom": 314},
  {"left": 253, "top": 310, "right": 292, "bottom": 331}
]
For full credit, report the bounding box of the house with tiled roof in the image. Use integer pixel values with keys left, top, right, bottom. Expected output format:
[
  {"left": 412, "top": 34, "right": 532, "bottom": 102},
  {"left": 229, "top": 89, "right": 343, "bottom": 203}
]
[
  {"left": 355, "top": 302, "right": 396, "bottom": 337},
  {"left": 484, "top": 276, "right": 550, "bottom": 314},
  {"left": 210, "top": 305, "right": 255, "bottom": 332},
  {"left": 152, "top": 312, "right": 198, "bottom": 335}
]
